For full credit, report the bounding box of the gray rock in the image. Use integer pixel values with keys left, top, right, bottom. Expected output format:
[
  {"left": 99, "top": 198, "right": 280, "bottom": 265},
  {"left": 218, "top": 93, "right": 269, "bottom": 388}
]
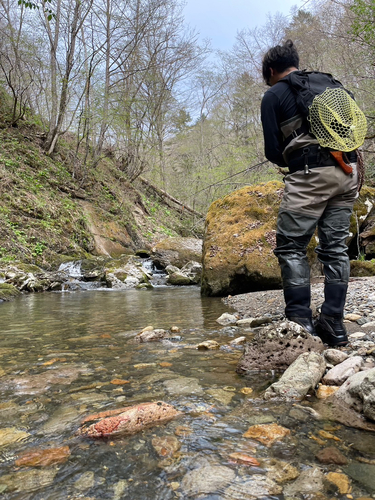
[
  {"left": 237, "top": 320, "right": 324, "bottom": 373},
  {"left": 333, "top": 367, "right": 375, "bottom": 421},
  {"left": 224, "top": 476, "right": 282, "bottom": 499},
  {"left": 216, "top": 313, "right": 238, "bottom": 325},
  {"left": 283, "top": 467, "right": 324, "bottom": 496},
  {"left": 264, "top": 352, "right": 326, "bottom": 401},
  {"left": 163, "top": 377, "right": 203, "bottom": 396},
  {"left": 180, "top": 465, "right": 235, "bottom": 497},
  {"left": 322, "top": 356, "right": 364, "bottom": 386},
  {"left": 236, "top": 316, "right": 272, "bottom": 327},
  {"left": 151, "top": 237, "right": 202, "bottom": 268},
  {"left": 0, "top": 469, "right": 58, "bottom": 493},
  {"left": 181, "top": 261, "right": 202, "bottom": 284},
  {"left": 136, "top": 329, "right": 169, "bottom": 342},
  {"left": 344, "top": 462, "right": 375, "bottom": 492},
  {"left": 324, "top": 349, "right": 349, "bottom": 365}
]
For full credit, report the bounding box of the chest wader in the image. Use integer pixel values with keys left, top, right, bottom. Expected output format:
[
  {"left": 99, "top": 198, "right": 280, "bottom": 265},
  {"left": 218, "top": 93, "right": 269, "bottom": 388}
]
[{"left": 274, "top": 167, "right": 355, "bottom": 346}]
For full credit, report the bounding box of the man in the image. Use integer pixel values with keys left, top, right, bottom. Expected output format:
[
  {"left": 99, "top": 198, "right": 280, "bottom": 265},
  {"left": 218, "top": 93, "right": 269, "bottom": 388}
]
[{"left": 261, "top": 40, "right": 359, "bottom": 347}]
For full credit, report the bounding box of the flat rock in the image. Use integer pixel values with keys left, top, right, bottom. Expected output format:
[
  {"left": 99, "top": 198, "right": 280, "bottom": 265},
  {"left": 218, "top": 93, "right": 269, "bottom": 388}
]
[
  {"left": 243, "top": 423, "right": 290, "bottom": 446},
  {"left": 163, "top": 377, "right": 204, "bottom": 396},
  {"left": 324, "top": 349, "right": 349, "bottom": 365},
  {"left": 264, "top": 351, "right": 326, "bottom": 401},
  {"left": 344, "top": 463, "right": 375, "bottom": 492},
  {"left": 283, "top": 467, "right": 324, "bottom": 496},
  {"left": 224, "top": 476, "right": 282, "bottom": 499},
  {"left": 15, "top": 446, "right": 71, "bottom": 467},
  {"left": 207, "top": 388, "right": 234, "bottom": 405},
  {"left": 0, "top": 468, "right": 58, "bottom": 493},
  {"left": 0, "top": 427, "right": 30, "bottom": 448},
  {"left": 326, "top": 471, "right": 352, "bottom": 494},
  {"left": 180, "top": 465, "right": 235, "bottom": 496},
  {"left": 315, "top": 446, "right": 349, "bottom": 465},
  {"left": 151, "top": 436, "right": 181, "bottom": 457},
  {"left": 322, "top": 356, "right": 364, "bottom": 386}
]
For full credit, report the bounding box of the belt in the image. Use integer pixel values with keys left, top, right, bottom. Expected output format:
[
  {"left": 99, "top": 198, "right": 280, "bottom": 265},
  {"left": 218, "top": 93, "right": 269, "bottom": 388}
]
[{"left": 287, "top": 146, "right": 357, "bottom": 174}]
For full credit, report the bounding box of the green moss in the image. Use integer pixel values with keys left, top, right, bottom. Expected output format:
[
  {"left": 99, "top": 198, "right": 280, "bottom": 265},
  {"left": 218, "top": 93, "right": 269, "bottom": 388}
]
[
  {"left": 0, "top": 283, "right": 21, "bottom": 301},
  {"left": 350, "top": 260, "right": 375, "bottom": 277}
]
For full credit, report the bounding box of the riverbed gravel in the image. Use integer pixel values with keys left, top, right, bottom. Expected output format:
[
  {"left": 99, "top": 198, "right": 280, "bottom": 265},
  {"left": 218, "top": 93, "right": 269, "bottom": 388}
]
[{"left": 224, "top": 276, "right": 375, "bottom": 337}]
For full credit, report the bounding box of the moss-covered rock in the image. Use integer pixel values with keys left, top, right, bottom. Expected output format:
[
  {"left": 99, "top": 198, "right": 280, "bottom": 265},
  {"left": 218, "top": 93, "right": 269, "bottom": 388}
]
[
  {"left": 201, "top": 182, "right": 284, "bottom": 296},
  {"left": 151, "top": 237, "right": 202, "bottom": 268},
  {"left": 0, "top": 283, "right": 21, "bottom": 301},
  {"left": 350, "top": 186, "right": 375, "bottom": 259},
  {"left": 350, "top": 260, "right": 375, "bottom": 277}
]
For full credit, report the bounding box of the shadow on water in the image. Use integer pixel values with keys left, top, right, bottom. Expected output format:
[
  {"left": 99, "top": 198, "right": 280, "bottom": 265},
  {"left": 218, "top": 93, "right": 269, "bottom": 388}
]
[{"left": 0, "top": 287, "right": 374, "bottom": 499}]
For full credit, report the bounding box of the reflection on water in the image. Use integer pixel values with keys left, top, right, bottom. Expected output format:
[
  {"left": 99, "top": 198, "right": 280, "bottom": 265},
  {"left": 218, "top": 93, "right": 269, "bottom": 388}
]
[{"left": 0, "top": 288, "right": 374, "bottom": 499}]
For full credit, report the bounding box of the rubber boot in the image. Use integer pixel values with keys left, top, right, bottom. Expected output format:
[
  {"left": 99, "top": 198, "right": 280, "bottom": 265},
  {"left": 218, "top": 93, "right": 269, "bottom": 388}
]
[
  {"left": 284, "top": 286, "right": 315, "bottom": 335},
  {"left": 316, "top": 283, "right": 348, "bottom": 346}
]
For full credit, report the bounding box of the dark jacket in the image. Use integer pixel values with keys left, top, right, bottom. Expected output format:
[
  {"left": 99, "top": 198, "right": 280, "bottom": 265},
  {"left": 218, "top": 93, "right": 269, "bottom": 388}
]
[{"left": 261, "top": 75, "right": 318, "bottom": 167}]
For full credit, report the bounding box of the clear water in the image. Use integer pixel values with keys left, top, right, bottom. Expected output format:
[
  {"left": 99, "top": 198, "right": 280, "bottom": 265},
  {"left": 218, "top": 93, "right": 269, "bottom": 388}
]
[{"left": 0, "top": 288, "right": 374, "bottom": 499}]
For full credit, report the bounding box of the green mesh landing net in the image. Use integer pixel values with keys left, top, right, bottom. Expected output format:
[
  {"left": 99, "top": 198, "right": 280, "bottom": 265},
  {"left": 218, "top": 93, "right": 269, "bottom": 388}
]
[{"left": 308, "top": 87, "right": 367, "bottom": 152}]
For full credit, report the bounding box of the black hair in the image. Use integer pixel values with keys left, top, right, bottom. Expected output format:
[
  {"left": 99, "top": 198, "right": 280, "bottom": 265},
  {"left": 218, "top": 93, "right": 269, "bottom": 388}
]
[{"left": 262, "top": 39, "right": 299, "bottom": 84}]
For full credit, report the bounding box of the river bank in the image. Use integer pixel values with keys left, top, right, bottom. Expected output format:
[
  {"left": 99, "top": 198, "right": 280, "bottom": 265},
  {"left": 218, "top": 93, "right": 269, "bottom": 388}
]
[{"left": 224, "top": 276, "right": 375, "bottom": 338}]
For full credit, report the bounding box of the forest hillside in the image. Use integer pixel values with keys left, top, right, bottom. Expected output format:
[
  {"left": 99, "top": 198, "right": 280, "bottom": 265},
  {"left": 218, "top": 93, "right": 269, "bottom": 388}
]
[
  {"left": 0, "top": 88, "right": 203, "bottom": 268},
  {"left": 0, "top": 0, "right": 374, "bottom": 269}
]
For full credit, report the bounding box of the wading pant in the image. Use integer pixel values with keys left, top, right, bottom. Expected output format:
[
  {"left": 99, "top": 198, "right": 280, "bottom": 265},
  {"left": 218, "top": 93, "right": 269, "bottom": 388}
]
[{"left": 274, "top": 163, "right": 358, "bottom": 319}]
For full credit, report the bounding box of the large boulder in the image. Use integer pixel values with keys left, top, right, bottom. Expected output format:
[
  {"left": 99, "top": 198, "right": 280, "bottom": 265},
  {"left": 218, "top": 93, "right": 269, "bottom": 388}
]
[
  {"left": 202, "top": 183, "right": 375, "bottom": 296},
  {"left": 151, "top": 237, "right": 202, "bottom": 268},
  {"left": 201, "top": 182, "right": 285, "bottom": 296},
  {"left": 236, "top": 320, "right": 324, "bottom": 373}
]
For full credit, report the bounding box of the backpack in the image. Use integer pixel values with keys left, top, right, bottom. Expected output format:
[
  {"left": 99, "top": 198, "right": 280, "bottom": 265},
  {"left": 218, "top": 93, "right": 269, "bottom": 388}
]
[{"left": 285, "top": 71, "right": 367, "bottom": 152}]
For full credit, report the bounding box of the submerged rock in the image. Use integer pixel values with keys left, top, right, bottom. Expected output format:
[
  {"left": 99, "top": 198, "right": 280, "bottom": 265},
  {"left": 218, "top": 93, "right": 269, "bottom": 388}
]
[
  {"left": 326, "top": 471, "right": 352, "bottom": 494},
  {"left": 224, "top": 476, "right": 282, "bottom": 499},
  {"left": 180, "top": 465, "right": 235, "bottom": 497},
  {"left": 0, "top": 427, "right": 29, "bottom": 448},
  {"left": 264, "top": 351, "right": 326, "bottom": 401},
  {"left": 236, "top": 320, "right": 324, "bottom": 373},
  {"left": 78, "top": 401, "right": 181, "bottom": 438},
  {"left": 163, "top": 377, "right": 204, "bottom": 396},
  {"left": 0, "top": 468, "right": 58, "bottom": 494},
  {"left": 136, "top": 328, "right": 170, "bottom": 342},
  {"left": 151, "top": 436, "right": 181, "bottom": 457},
  {"left": 15, "top": 446, "right": 71, "bottom": 467},
  {"left": 283, "top": 467, "right": 324, "bottom": 496},
  {"left": 243, "top": 423, "right": 290, "bottom": 447},
  {"left": 315, "top": 446, "right": 349, "bottom": 465}
]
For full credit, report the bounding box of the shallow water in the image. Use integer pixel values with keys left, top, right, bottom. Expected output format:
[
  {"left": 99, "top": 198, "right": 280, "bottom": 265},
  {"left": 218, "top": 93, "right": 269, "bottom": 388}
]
[{"left": 0, "top": 287, "right": 374, "bottom": 499}]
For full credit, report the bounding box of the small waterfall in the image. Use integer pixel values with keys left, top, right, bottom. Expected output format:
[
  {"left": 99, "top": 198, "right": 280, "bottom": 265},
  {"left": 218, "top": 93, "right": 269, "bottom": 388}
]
[
  {"left": 58, "top": 260, "right": 102, "bottom": 291},
  {"left": 141, "top": 258, "right": 168, "bottom": 287},
  {"left": 58, "top": 260, "right": 83, "bottom": 277}
]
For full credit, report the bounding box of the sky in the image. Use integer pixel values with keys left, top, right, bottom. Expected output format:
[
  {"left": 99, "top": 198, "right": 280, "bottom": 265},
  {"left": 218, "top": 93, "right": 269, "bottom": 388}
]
[{"left": 182, "top": 0, "right": 304, "bottom": 51}]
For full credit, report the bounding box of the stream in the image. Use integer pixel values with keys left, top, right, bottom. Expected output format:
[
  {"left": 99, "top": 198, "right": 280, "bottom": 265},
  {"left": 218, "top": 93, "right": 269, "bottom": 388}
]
[{"left": 0, "top": 286, "right": 375, "bottom": 499}]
